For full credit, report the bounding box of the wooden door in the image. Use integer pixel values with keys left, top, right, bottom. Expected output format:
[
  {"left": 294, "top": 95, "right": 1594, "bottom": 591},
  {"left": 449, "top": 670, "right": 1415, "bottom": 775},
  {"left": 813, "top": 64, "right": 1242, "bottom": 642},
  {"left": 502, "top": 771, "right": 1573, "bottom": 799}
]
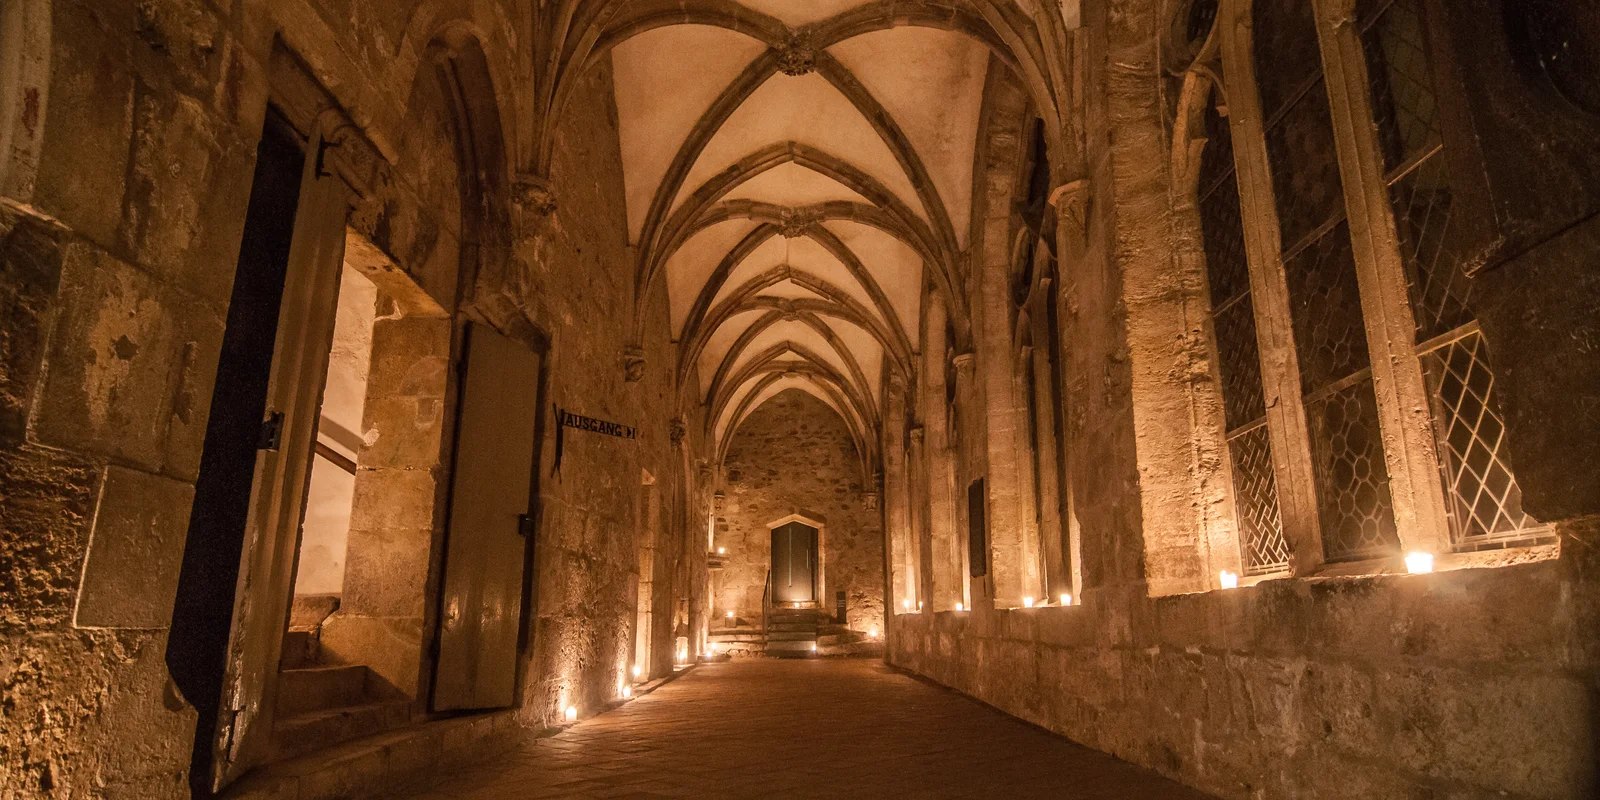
[
  {"left": 209, "top": 118, "right": 351, "bottom": 789},
  {"left": 771, "top": 522, "right": 818, "bottom": 604},
  {"left": 433, "top": 322, "right": 543, "bottom": 711}
]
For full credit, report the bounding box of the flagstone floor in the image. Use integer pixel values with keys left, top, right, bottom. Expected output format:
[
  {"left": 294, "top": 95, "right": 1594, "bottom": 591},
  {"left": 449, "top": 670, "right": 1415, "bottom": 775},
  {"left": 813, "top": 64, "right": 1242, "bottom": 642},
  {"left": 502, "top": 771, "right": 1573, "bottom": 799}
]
[{"left": 395, "top": 659, "right": 1216, "bottom": 799}]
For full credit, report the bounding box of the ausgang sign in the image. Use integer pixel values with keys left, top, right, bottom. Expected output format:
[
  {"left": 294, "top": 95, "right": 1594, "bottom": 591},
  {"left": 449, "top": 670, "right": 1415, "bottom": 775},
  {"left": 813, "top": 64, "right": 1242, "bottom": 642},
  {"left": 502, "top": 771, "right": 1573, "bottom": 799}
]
[{"left": 556, "top": 408, "right": 638, "bottom": 440}]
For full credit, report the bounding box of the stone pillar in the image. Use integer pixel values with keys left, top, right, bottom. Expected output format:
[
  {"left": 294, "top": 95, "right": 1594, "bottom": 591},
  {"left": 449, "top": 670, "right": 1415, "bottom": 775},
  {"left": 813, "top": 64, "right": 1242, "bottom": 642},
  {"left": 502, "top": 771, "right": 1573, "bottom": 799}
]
[
  {"left": 952, "top": 352, "right": 977, "bottom": 606},
  {"left": 1026, "top": 288, "right": 1070, "bottom": 598},
  {"left": 1216, "top": 2, "right": 1327, "bottom": 574},
  {"left": 923, "top": 292, "right": 964, "bottom": 610},
  {"left": 907, "top": 425, "right": 929, "bottom": 608},
  {"left": 1311, "top": 0, "right": 1451, "bottom": 554},
  {"left": 883, "top": 375, "right": 912, "bottom": 612},
  {"left": 977, "top": 187, "right": 1034, "bottom": 608}
]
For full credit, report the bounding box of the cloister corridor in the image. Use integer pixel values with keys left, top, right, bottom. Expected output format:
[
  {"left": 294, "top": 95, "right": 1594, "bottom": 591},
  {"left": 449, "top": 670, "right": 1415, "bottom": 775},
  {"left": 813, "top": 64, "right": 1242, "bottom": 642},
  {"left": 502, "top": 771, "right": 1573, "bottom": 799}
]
[
  {"left": 4, "top": 1, "right": 1596, "bottom": 798},
  {"left": 393, "top": 660, "right": 1215, "bottom": 800}
]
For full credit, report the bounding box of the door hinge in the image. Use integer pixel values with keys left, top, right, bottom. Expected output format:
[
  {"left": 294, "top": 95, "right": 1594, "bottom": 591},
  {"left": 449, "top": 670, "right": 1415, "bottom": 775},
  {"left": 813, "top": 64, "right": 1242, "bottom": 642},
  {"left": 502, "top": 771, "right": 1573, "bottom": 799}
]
[
  {"left": 517, "top": 513, "right": 535, "bottom": 538},
  {"left": 258, "top": 412, "right": 284, "bottom": 451}
]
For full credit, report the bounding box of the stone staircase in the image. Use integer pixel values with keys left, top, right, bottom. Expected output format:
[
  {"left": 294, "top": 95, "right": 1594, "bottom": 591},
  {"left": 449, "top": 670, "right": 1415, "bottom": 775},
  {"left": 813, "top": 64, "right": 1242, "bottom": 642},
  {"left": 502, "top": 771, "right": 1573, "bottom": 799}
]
[
  {"left": 709, "top": 609, "right": 884, "bottom": 659},
  {"left": 765, "top": 608, "right": 823, "bottom": 657},
  {"left": 272, "top": 598, "right": 410, "bottom": 761}
]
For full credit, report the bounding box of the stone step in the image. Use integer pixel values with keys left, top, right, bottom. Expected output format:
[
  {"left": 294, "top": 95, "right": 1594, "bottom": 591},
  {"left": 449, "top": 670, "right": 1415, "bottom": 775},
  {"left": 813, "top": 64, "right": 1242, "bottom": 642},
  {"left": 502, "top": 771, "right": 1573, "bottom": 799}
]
[
  {"left": 767, "top": 624, "right": 817, "bottom": 635},
  {"left": 764, "top": 640, "right": 817, "bottom": 658},
  {"left": 276, "top": 665, "right": 375, "bottom": 717},
  {"left": 708, "top": 632, "right": 766, "bottom": 643},
  {"left": 767, "top": 630, "right": 816, "bottom": 642},
  {"left": 271, "top": 700, "right": 412, "bottom": 761},
  {"left": 280, "top": 629, "right": 319, "bottom": 670}
]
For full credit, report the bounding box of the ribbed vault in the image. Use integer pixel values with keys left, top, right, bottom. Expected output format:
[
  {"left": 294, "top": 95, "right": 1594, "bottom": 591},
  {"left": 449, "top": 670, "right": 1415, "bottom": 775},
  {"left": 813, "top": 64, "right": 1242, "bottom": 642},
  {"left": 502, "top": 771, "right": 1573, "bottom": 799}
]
[{"left": 534, "top": 1, "right": 1077, "bottom": 477}]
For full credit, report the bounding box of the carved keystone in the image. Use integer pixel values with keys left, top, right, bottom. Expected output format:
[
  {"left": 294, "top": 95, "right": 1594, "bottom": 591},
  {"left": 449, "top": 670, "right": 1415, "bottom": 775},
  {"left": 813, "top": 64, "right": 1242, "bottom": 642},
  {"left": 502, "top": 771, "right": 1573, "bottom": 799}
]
[
  {"left": 777, "top": 207, "right": 822, "bottom": 239},
  {"left": 778, "top": 30, "right": 817, "bottom": 76}
]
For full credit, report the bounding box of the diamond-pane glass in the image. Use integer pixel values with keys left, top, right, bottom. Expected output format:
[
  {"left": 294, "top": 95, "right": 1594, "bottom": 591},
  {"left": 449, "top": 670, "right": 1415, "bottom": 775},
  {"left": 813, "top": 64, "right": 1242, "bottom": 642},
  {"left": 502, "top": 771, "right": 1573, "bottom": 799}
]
[
  {"left": 1230, "top": 426, "right": 1289, "bottom": 575},
  {"left": 1421, "top": 331, "right": 1545, "bottom": 546},
  {"left": 1252, "top": 0, "right": 1322, "bottom": 122},
  {"left": 1264, "top": 83, "right": 1347, "bottom": 251},
  {"left": 1214, "top": 300, "right": 1267, "bottom": 431},
  {"left": 1200, "top": 185, "right": 1250, "bottom": 312},
  {"left": 1308, "top": 379, "right": 1401, "bottom": 562},
  {"left": 1361, "top": 0, "right": 1440, "bottom": 171},
  {"left": 1390, "top": 155, "right": 1473, "bottom": 342},
  {"left": 1199, "top": 107, "right": 1250, "bottom": 310},
  {"left": 1284, "top": 221, "right": 1371, "bottom": 395}
]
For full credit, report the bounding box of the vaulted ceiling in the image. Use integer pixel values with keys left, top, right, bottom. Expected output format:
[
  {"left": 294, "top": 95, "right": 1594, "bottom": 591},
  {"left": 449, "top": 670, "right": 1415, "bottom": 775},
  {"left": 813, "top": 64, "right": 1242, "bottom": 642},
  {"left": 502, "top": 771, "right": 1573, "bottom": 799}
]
[{"left": 549, "top": 1, "right": 1073, "bottom": 475}]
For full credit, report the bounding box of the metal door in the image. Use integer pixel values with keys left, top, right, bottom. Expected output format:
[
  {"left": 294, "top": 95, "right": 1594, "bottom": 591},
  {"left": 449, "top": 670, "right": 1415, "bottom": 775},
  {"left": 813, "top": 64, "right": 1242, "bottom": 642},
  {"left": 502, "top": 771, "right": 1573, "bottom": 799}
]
[
  {"left": 770, "top": 522, "right": 818, "bottom": 604},
  {"left": 433, "top": 322, "right": 543, "bottom": 710}
]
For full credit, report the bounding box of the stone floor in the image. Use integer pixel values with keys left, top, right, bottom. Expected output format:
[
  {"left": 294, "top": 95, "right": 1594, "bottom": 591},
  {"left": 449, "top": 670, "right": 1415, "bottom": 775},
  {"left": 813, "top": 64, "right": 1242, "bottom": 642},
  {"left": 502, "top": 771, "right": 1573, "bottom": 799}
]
[{"left": 395, "top": 659, "right": 1214, "bottom": 799}]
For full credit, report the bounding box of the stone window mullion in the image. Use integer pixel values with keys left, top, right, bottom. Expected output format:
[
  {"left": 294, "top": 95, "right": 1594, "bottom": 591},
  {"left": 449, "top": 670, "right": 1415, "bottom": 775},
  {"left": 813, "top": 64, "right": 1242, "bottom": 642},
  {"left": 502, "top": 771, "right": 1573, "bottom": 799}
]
[
  {"left": 1217, "top": 0, "right": 1327, "bottom": 575},
  {"left": 1310, "top": 0, "right": 1452, "bottom": 555}
]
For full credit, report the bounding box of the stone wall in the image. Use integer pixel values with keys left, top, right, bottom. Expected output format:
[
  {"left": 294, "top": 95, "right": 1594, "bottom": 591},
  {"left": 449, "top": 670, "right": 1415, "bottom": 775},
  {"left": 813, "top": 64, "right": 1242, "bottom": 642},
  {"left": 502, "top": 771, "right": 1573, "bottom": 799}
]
[
  {"left": 888, "top": 2, "right": 1600, "bottom": 799},
  {"left": 0, "top": 0, "right": 696, "bottom": 796},
  {"left": 718, "top": 390, "right": 884, "bottom": 634}
]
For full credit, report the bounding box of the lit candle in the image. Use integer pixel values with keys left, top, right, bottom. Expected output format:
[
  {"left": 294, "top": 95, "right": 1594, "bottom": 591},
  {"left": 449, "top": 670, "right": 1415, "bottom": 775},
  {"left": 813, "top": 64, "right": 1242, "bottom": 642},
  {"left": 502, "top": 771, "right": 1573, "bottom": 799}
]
[
  {"left": 1022, "top": 596, "right": 1035, "bottom": 608},
  {"left": 1059, "top": 593, "right": 1072, "bottom": 606},
  {"left": 1405, "top": 552, "right": 1434, "bottom": 574},
  {"left": 1219, "top": 570, "right": 1239, "bottom": 589}
]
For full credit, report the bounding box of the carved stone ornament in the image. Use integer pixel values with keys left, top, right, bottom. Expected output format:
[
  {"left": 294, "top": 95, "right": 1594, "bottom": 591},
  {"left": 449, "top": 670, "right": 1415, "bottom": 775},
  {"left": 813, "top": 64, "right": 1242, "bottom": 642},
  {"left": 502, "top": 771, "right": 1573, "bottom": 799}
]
[
  {"left": 669, "top": 415, "right": 688, "bottom": 445},
  {"left": 712, "top": 491, "right": 726, "bottom": 513},
  {"left": 624, "top": 346, "right": 646, "bottom": 382},
  {"left": 778, "top": 30, "right": 817, "bottom": 76},
  {"left": 512, "top": 173, "right": 557, "bottom": 217},
  {"left": 862, "top": 491, "right": 880, "bottom": 510},
  {"left": 778, "top": 207, "right": 822, "bottom": 239},
  {"left": 1048, "top": 179, "right": 1090, "bottom": 234}
]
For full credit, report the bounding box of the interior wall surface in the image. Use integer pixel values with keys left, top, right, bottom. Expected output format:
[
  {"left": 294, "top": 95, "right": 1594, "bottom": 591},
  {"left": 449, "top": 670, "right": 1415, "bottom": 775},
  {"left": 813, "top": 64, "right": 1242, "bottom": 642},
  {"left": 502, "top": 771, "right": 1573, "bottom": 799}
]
[
  {"left": 0, "top": 0, "right": 689, "bottom": 795},
  {"left": 510, "top": 50, "right": 687, "bottom": 728},
  {"left": 718, "top": 389, "right": 884, "bottom": 634},
  {"left": 887, "top": 2, "right": 1600, "bottom": 799}
]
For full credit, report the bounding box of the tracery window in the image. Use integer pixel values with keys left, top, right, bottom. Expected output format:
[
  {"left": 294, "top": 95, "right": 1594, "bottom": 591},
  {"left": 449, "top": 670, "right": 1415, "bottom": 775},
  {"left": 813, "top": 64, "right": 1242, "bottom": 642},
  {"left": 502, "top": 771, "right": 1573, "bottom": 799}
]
[
  {"left": 1254, "top": 0, "right": 1400, "bottom": 563},
  {"left": 1197, "top": 96, "right": 1290, "bottom": 576},
  {"left": 1357, "top": 0, "right": 1550, "bottom": 550}
]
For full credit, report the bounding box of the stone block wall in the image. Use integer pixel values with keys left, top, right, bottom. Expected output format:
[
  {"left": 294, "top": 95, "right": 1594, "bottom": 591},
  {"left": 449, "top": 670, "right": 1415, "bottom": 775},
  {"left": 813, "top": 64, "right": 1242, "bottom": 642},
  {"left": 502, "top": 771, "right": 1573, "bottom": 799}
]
[
  {"left": 0, "top": 0, "right": 700, "bottom": 795},
  {"left": 718, "top": 390, "right": 884, "bottom": 634},
  {"left": 887, "top": 2, "right": 1600, "bottom": 799}
]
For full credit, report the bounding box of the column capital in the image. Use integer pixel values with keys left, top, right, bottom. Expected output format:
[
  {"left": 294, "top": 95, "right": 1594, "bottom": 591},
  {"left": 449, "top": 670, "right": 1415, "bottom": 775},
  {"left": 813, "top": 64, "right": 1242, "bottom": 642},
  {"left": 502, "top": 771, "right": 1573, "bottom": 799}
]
[
  {"left": 624, "top": 346, "right": 646, "bottom": 382},
  {"left": 512, "top": 173, "right": 557, "bottom": 217},
  {"left": 1048, "top": 178, "right": 1090, "bottom": 233}
]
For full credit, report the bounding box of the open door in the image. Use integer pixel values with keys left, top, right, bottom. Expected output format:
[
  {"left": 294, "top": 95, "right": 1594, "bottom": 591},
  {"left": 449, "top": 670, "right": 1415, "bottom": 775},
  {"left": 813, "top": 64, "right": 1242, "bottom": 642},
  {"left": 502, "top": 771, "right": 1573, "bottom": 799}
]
[
  {"left": 433, "top": 322, "right": 543, "bottom": 711},
  {"left": 168, "top": 114, "right": 352, "bottom": 794}
]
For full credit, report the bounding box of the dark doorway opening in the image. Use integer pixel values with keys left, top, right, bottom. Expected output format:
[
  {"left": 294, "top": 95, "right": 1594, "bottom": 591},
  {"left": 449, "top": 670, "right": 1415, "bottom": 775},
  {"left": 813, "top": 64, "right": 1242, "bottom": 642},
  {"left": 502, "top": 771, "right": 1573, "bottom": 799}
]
[
  {"left": 165, "top": 113, "right": 304, "bottom": 798},
  {"left": 771, "top": 521, "right": 819, "bottom": 604}
]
